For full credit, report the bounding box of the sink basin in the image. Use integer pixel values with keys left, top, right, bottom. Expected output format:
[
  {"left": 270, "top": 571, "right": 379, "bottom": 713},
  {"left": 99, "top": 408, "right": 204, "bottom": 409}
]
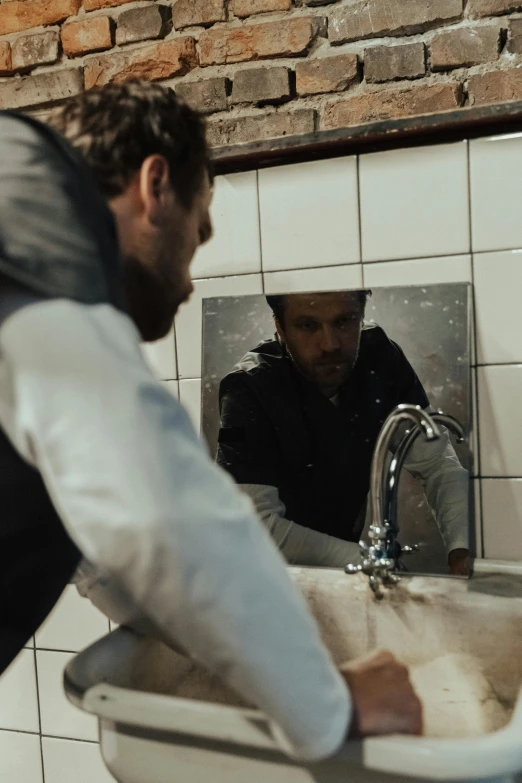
[{"left": 65, "top": 564, "right": 522, "bottom": 783}]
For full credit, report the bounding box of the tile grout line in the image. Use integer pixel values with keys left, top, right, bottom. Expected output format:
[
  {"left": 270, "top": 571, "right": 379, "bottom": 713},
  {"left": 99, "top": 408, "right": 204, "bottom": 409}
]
[
  {"left": 467, "top": 138, "right": 485, "bottom": 558},
  {"left": 32, "top": 646, "right": 46, "bottom": 783}
]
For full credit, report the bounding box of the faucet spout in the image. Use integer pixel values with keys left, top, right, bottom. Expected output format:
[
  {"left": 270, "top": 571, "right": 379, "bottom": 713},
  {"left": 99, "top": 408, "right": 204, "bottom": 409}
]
[{"left": 345, "top": 404, "right": 442, "bottom": 598}]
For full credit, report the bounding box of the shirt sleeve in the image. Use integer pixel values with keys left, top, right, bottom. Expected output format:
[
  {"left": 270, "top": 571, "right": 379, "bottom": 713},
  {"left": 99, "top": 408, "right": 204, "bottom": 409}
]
[
  {"left": 241, "top": 484, "right": 361, "bottom": 568},
  {"left": 0, "top": 298, "right": 350, "bottom": 762}
]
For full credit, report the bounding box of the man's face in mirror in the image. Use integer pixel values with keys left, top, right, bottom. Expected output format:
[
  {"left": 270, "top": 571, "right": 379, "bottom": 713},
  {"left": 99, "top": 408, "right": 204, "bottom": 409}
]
[{"left": 276, "top": 292, "right": 365, "bottom": 398}]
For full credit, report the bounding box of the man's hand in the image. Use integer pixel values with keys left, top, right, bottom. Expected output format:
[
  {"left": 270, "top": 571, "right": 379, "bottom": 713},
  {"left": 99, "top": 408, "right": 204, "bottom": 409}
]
[
  {"left": 340, "top": 650, "right": 423, "bottom": 738},
  {"left": 448, "top": 548, "right": 470, "bottom": 576}
]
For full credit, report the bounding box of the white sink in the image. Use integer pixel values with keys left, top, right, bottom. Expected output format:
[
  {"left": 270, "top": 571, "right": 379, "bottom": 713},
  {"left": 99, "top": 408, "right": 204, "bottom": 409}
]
[{"left": 65, "top": 563, "right": 522, "bottom": 783}]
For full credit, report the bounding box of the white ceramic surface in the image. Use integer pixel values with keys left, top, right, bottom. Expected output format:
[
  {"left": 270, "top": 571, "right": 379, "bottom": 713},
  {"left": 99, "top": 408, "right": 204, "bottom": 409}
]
[
  {"left": 36, "top": 585, "right": 109, "bottom": 653},
  {"left": 191, "top": 172, "right": 261, "bottom": 279},
  {"left": 259, "top": 157, "right": 360, "bottom": 272},
  {"left": 363, "top": 255, "right": 472, "bottom": 287},
  {"left": 360, "top": 142, "right": 470, "bottom": 262},
  {"left": 175, "top": 274, "right": 263, "bottom": 379},
  {"left": 473, "top": 250, "right": 522, "bottom": 365},
  {"left": 264, "top": 263, "right": 363, "bottom": 294},
  {"left": 162, "top": 380, "right": 179, "bottom": 400},
  {"left": 141, "top": 327, "right": 177, "bottom": 381},
  {"left": 67, "top": 568, "right": 522, "bottom": 783},
  {"left": 0, "top": 730, "right": 43, "bottom": 782},
  {"left": 179, "top": 378, "right": 202, "bottom": 434},
  {"left": 0, "top": 649, "right": 39, "bottom": 733},
  {"left": 478, "top": 365, "right": 522, "bottom": 476},
  {"left": 37, "top": 651, "right": 98, "bottom": 741},
  {"left": 482, "top": 479, "right": 522, "bottom": 561},
  {"left": 42, "top": 737, "right": 117, "bottom": 783},
  {"left": 470, "top": 132, "right": 522, "bottom": 252}
]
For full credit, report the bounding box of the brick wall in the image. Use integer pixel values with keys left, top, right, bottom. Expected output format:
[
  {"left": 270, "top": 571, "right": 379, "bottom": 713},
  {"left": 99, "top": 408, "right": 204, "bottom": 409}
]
[{"left": 1, "top": 0, "right": 522, "bottom": 147}]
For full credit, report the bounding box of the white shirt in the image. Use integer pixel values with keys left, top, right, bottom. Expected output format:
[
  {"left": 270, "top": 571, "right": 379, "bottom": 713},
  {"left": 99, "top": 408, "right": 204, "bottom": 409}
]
[{"left": 0, "top": 296, "right": 350, "bottom": 762}]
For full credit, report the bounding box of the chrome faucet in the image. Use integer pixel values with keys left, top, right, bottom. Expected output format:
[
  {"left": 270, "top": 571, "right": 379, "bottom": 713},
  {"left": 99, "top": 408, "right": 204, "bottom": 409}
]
[{"left": 345, "top": 404, "right": 442, "bottom": 598}]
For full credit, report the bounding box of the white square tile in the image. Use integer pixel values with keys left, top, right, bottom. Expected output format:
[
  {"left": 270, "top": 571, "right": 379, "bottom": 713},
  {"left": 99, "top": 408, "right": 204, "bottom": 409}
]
[
  {"left": 482, "top": 479, "right": 522, "bottom": 560},
  {"left": 179, "top": 379, "right": 202, "bottom": 434},
  {"left": 0, "top": 650, "right": 39, "bottom": 732},
  {"left": 37, "top": 651, "right": 98, "bottom": 741},
  {"left": 141, "top": 327, "right": 177, "bottom": 380},
  {"left": 175, "top": 274, "right": 263, "bottom": 379},
  {"left": 0, "top": 730, "right": 42, "bottom": 782},
  {"left": 191, "top": 172, "right": 261, "bottom": 278},
  {"left": 162, "top": 380, "right": 179, "bottom": 399},
  {"left": 35, "top": 585, "right": 109, "bottom": 653},
  {"left": 360, "top": 141, "right": 470, "bottom": 262},
  {"left": 363, "top": 255, "right": 472, "bottom": 288},
  {"left": 259, "top": 157, "right": 360, "bottom": 272},
  {"left": 478, "top": 365, "right": 522, "bottom": 477},
  {"left": 42, "top": 737, "right": 117, "bottom": 783},
  {"left": 470, "top": 132, "right": 522, "bottom": 253},
  {"left": 473, "top": 250, "right": 522, "bottom": 365},
  {"left": 264, "top": 264, "right": 363, "bottom": 294}
]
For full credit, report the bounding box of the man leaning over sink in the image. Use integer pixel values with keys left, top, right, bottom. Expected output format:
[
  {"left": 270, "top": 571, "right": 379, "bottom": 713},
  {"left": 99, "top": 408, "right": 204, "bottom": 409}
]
[{"left": 0, "top": 80, "right": 421, "bottom": 760}]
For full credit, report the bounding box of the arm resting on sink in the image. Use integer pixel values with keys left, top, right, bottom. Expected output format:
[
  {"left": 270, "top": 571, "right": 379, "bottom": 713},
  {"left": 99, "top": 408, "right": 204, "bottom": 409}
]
[{"left": 0, "top": 297, "right": 351, "bottom": 763}]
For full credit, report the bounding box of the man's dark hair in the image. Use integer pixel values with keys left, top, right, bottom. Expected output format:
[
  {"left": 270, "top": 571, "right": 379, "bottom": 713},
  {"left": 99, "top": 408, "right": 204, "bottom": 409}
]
[
  {"left": 266, "top": 290, "right": 373, "bottom": 325},
  {"left": 48, "top": 80, "right": 212, "bottom": 210}
]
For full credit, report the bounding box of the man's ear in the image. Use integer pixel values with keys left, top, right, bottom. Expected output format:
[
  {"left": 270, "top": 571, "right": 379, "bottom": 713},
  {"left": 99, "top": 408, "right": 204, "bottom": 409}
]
[{"left": 139, "top": 154, "right": 171, "bottom": 224}]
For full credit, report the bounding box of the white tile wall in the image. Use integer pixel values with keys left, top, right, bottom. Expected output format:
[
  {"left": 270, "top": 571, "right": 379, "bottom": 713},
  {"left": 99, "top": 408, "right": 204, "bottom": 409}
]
[
  {"left": 482, "top": 479, "right": 522, "bottom": 560},
  {"left": 473, "top": 250, "right": 522, "bottom": 365},
  {"left": 35, "top": 586, "right": 109, "bottom": 653},
  {"left": 0, "top": 730, "right": 43, "bottom": 782},
  {"left": 141, "top": 327, "right": 177, "bottom": 380},
  {"left": 264, "top": 264, "right": 363, "bottom": 294},
  {"left": 470, "top": 133, "right": 522, "bottom": 253},
  {"left": 36, "top": 651, "right": 98, "bottom": 741},
  {"left": 192, "top": 172, "right": 261, "bottom": 279},
  {"left": 360, "top": 142, "right": 470, "bottom": 262},
  {"left": 42, "top": 737, "right": 117, "bottom": 783},
  {"left": 175, "top": 273, "right": 263, "bottom": 379},
  {"left": 363, "top": 255, "right": 472, "bottom": 288},
  {"left": 4, "top": 132, "right": 522, "bottom": 783},
  {"left": 163, "top": 379, "right": 180, "bottom": 400},
  {"left": 0, "top": 650, "right": 39, "bottom": 733},
  {"left": 478, "top": 365, "right": 522, "bottom": 477},
  {"left": 179, "top": 378, "right": 202, "bottom": 434},
  {"left": 259, "top": 157, "right": 360, "bottom": 271}
]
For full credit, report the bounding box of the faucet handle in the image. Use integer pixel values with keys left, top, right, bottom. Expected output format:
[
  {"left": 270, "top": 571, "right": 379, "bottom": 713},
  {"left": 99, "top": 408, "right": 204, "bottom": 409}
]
[{"left": 401, "top": 544, "right": 420, "bottom": 555}]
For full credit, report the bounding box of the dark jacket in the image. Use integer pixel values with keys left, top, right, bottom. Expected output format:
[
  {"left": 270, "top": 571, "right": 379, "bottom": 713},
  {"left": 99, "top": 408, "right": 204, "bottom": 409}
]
[
  {"left": 217, "top": 326, "right": 429, "bottom": 543},
  {"left": 0, "top": 111, "right": 123, "bottom": 674}
]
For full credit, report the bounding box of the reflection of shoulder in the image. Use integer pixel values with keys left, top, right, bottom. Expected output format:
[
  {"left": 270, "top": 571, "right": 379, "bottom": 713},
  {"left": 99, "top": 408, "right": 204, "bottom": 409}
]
[{"left": 360, "top": 324, "right": 406, "bottom": 368}]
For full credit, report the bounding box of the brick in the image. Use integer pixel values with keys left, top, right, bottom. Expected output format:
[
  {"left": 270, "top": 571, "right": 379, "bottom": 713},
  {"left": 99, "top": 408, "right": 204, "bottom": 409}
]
[
  {"left": 116, "top": 5, "right": 170, "bottom": 46},
  {"left": 84, "top": 0, "right": 135, "bottom": 10},
  {"left": 467, "top": 0, "right": 522, "bottom": 18},
  {"left": 329, "top": 0, "right": 463, "bottom": 44},
  {"left": 322, "top": 82, "right": 461, "bottom": 130},
  {"left": 172, "top": 0, "right": 225, "bottom": 29},
  {"left": 365, "top": 42, "right": 426, "bottom": 83},
  {"left": 0, "top": 68, "right": 82, "bottom": 110},
  {"left": 199, "top": 17, "right": 315, "bottom": 66},
  {"left": 231, "top": 66, "right": 290, "bottom": 104},
  {"left": 85, "top": 37, "right": 197, "bottom": 88},
  {"left": 206, "top": 107, "right": 315, "bottom": 147},
  {"left": 176, "top": 77, "right": 228, "bottom": 113},
  {"left": 0, "top": 0, "right": 80, "bottom": 36},
  {"left": 62, "top": 16, "right": 112, "bottom": 56},
  {"left": 296, "top": 53, "right": 358, "bottom": 96},
  {"left": 0, "top": 42, "right": 12, "bottom": 76},
  {"left": 430, "top": 25, "right": 500, "bottom": 69},
  {"left": 11, "top": 30, "right": 59, "bottom": 71},
  {"left": 468, "top": 67, "right": 522, "bottom": 106},
  {"left": 507, "top": 18, "right": 522, "bottom": 53},
  {"left": 231, "top": 0, "right": 291, "bottom": 17}
]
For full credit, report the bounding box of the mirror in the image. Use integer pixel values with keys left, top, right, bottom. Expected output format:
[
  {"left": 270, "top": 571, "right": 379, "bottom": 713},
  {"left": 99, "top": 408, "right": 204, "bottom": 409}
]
[{"left": 202, "top": 283, "right": 472, "bottom": 577}]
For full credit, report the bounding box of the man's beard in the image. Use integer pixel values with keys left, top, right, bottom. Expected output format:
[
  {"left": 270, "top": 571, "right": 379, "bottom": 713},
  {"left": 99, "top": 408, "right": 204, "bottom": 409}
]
[{"left": 123, "top": 254, "right": 189, "bottom": 342}]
